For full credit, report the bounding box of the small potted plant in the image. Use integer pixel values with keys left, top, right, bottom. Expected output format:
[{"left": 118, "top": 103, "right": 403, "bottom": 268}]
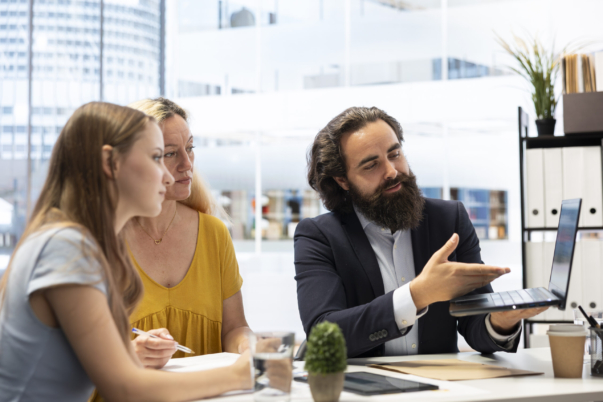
[
  {"left": 496, "top": 33, "right": 561, "bottom": 136},
  {"left": 305, "top": 322, "right": 347, "bottom": 402}
]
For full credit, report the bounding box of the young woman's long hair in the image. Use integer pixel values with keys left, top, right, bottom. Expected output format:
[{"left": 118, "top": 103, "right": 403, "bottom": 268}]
[
  {"left": 0, "top": 102, "right": 153, "bottom": 344},
  {"left": 128, "top": 97, "right": 228, "bottom": 219}
]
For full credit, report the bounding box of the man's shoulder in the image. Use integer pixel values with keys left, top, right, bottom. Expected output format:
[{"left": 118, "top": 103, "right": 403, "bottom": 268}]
[
  {"left": 303, "top": 211, "right": 340, "bottom": 225},
  {"left": 298, "top": 211, "right": 338, "bottom": 229},
  {"left": 423, "top": 197, "right": 461, "bottom": 217},
  {"left": 295, "top": 211, "right": 345, "bottom": 238}
]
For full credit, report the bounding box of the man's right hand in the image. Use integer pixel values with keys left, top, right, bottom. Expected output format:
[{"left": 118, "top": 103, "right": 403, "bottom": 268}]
[{"left": 409, "top": 233, "right": 510, "bottom": 311}]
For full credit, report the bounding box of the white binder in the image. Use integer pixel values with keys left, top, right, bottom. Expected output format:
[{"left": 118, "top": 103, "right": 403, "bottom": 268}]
[
  {"left": 564, "top": 242, "right": 582, "bottom": 321},
  {"left": 562, "top": 146, "right": 603, "bottom": 227},
  {"left": 543, "top": 148, "right": 563, "bottom": 228},
  {"left": 544, "top": 241, "right": 564, "bottom": 321},
  {"left": 581, "top": 240, "right": 603, "bottom": 312},
  {"left": 562, "top": 147, "right": 584, "bottom": 226},
  {"left": 526, "top": 242, "right": 544, "bottom": 288},
  {"left": 581, "top": 146, "right": 603, "bottom": 227},
  {"left": 526, "top": 242, "right": 547, "bottom": 320},
  {"left": 526, "top": 149, "right": 545, "bottom": 228}
]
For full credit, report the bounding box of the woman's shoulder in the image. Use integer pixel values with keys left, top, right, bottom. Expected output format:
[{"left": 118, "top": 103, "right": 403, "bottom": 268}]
[
  {"left": 14, "top": 225, "right": 106, "bottom": 295},
  {"left": 199, "top": 213, "right": 231, "bottom": 239},
  {"left": 36, "top": 226, "right": 100, "bottom": 266},
  {"left": 24, "top": 225, "right": 96, "bottom": 254},
  {"left": 178, "top": 203, "right": 228, "bottom": 232}
]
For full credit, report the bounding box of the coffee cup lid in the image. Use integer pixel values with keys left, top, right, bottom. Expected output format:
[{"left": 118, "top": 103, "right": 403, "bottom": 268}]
[{"left": 547, "top": 324, "right": 588, "bottom": 337}]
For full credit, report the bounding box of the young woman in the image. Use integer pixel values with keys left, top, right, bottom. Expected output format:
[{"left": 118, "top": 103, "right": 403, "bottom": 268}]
[
  {"left": 121, "top": 98, "right": 252, "bottom": 369},
  {"left": 0, "top": 102, "right": 251, "bottom": 401}
]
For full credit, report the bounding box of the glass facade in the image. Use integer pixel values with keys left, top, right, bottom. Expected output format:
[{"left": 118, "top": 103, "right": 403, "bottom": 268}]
[{"left": 0, "top": 0, "right": 163, "bottom": 268}]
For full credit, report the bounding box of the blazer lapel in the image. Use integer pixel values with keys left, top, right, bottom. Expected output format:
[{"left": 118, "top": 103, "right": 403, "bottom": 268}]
[
  {"left": 410, "top": 211, "right": 430, "bottom": 278},
  {"left": 411, "top": 209, "right": 430, "bottom": 346},
  {"left": 339, "top": 211, "right": 385, "bottom": 298}
]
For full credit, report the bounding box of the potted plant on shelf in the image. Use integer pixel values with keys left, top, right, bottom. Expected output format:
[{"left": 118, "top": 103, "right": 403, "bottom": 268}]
[
  {"left": 304, "top": 321, "right": 347, "bottom": 402},
  {"left": 496, "top": 33, "right": 561, "bottom": 136}
]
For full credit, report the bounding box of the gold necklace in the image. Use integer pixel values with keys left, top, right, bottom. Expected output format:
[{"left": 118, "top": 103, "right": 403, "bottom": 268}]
[{"left": 136, "top": 204, "right": 178, "bottom": 245}]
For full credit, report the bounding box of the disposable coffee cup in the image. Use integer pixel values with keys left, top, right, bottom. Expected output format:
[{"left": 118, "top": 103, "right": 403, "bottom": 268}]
[{"left": 547, "top": 324, "right": 588, "bottom": 378}]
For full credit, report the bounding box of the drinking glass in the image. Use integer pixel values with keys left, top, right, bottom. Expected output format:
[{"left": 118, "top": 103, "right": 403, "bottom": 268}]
[{"left": 250, "top": 331, "right": 295, "bottom": 402}]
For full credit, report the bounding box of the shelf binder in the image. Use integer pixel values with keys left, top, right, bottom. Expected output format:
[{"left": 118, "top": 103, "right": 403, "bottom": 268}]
[
  {"left": 543, "top": 148, "right": 563, "bottom": 228},
  {"left": 582, "top": 147, "right": 603, "bottom": 227},
  {"left": 562, "top": 146, "right": 603, "bottom": 227},
  {"left": 526, "top": 149, "right": 545, "bottom": 228},
  {"left": 526, "top": 242, "right": 544, "bottom": 289},
  {"left": 544, "top": 241, "right": 564, "bottom": 321},
  {"left": 564, "top": 243, "right": 582, "bottom": 321},
  {"left": 581, "top": 240, "right": 603, "bottom": 313}
]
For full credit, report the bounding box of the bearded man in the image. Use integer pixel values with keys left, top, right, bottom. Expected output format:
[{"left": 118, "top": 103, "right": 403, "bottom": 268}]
[{"left": 294, "top": 106, "right": 547, "bottom": 358}]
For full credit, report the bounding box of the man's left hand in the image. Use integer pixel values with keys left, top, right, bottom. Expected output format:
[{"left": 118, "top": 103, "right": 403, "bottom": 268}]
[{"left": 490, "top": 307, "right": 549, "bottom": 335}]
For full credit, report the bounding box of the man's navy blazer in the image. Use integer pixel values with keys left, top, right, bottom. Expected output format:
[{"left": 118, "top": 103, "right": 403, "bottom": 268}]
[{"left": 294, "top": 198, "right": 520, "bottom": 358}]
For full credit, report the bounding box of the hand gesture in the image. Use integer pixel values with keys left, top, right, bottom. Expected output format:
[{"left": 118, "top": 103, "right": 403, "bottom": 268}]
[{"left": 410, "top": 234, "right": 510, "bottom": 310}]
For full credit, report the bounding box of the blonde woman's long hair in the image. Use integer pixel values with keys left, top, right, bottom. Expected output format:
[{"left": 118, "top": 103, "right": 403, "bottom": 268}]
[
  {"left": 0, "top": 102, "right": 152, "bottom": 345},
  {"left": 128, "top": 97, "right": 226, "bottom": 218}
]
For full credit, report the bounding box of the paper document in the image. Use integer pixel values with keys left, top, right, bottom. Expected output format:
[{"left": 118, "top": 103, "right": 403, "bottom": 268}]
[
  {"left": 162, "top": 352, "right": 240, "bottom": 373},
  {"left": 163, "top": 353, "right": 254, "bottom": 398},
  {"left": 370, "top": 359, "right": 543, "bottom": 381}
]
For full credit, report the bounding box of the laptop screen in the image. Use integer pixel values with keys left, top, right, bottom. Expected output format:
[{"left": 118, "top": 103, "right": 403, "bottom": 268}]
[{"left": 548, "top": 198, "right": 581, "bottom": 305}]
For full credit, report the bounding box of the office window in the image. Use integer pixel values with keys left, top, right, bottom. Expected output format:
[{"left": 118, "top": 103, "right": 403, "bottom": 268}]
[{"left": 0, "top": 0, "right": 164, "bottom": 268}]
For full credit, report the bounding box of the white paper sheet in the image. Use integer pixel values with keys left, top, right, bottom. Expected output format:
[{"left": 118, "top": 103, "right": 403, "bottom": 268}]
[
  {"left": 163, "top": 353, "right": 254, "bottom": 398},
  {"left": 162, "top": 352, "right": 241, "bottom": 373}
]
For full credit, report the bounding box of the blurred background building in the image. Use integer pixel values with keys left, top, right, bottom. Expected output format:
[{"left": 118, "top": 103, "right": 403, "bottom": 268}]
[
  {"left": 0, "top": 0, "right": 162, "bottom": 260},
  {"left": 1, "top": 0, "right": 602, "bottom": 347}
]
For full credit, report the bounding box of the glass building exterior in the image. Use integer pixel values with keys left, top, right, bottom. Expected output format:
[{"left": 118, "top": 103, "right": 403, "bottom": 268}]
[{"left": 0, "top": 0, "right": 163, "bottom": 260}]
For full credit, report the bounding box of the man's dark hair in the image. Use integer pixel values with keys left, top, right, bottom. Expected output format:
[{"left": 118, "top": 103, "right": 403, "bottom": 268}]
[{"left": 307, "top": 106, "right": 404, "bottom": 213}]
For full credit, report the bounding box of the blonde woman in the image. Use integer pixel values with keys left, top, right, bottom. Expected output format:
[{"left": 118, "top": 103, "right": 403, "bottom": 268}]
[
  {"left": 0, "top": 102, "right": 251, "bottom": 401},
  {"left": 125, "top": 97, "right": 252, "bottom": 368}
]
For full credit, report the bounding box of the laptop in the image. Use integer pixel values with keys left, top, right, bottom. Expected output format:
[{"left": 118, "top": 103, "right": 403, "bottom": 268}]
[{"left": 449, "top": 198, "right": 582, "bottom": 317}]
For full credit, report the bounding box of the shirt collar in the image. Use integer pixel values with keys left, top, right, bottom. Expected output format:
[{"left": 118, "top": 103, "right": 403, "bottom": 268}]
[
  {"left": 353, "top": 204, "right": 408, "bottom": 236},
  {"left": 353, "top": 204, "right": 380, "bottom": 231}
]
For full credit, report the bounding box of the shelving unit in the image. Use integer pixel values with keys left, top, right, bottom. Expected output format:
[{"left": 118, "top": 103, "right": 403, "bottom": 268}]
[
  {"left": 518, "top": 106, "right": 603, "bottom": 347},
  {"left": 451, "top": 188, "right": 508, "bottom": 240}
]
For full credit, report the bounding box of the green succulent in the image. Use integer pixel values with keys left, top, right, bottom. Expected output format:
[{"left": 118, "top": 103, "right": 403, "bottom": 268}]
[{"left": 304, "top": 321, "right": 347, "bottom": 374}]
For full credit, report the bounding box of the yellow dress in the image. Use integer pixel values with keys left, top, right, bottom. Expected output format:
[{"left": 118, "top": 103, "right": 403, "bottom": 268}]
[
  {"left": 129, "top": 212, "right": 243, "bottom": 358},
  {"left": 90, "top": 213, "right": 242, "bottom": 401}
]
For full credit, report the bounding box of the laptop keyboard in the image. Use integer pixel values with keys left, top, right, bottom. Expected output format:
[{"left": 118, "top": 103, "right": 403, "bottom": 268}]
[{"left": 491, "top": 288, "right": 552, "bottom": 307}]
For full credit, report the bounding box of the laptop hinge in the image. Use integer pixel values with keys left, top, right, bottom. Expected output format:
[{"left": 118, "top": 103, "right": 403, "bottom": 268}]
[{"left": 542, "top": 287, "right": 560, "bottom": 300}]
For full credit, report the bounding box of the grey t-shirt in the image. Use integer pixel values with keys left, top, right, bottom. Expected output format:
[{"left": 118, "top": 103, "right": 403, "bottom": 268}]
[{"left": 0, "top": 227, "right": 107, "bottom": 402}]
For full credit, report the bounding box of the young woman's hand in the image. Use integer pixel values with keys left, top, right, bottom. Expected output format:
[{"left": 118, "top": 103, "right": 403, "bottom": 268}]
[
  {"left": 232, "top": 349, "right": 254, "bottom": 390},
  {"left": 131, "top": 328, "right": 178, "bottom": 369}
]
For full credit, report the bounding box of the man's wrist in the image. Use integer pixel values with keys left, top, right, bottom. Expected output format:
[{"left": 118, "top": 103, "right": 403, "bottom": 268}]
[
  {"left": 409, "top": 279, "right": 430, "bottom": 311},
  {"left": 489, "top": 313, "right": 520, "bottom": 335}
]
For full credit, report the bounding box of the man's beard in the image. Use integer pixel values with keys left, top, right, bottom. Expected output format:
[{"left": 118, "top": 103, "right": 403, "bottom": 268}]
[{"left": 348, "top": 171, "right": 425, "bottom": 233}]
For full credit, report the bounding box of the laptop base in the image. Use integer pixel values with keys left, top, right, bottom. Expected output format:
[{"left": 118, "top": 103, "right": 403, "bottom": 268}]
[{"left": 449, "top": 287, "right": 561, "bottom": 317}]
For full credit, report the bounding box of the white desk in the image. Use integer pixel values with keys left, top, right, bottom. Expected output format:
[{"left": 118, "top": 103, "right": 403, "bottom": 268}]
[
  {"left": 171, "top": 348, "right": 603, "bottom": 402},
  {"left": 346, "top": 347, "right": 603, "bottom": 402}
]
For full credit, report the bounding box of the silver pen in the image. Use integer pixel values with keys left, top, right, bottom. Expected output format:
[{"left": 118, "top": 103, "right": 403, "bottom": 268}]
[{"left": 132, "top": 327, "right": 195, "bottom": 354}]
